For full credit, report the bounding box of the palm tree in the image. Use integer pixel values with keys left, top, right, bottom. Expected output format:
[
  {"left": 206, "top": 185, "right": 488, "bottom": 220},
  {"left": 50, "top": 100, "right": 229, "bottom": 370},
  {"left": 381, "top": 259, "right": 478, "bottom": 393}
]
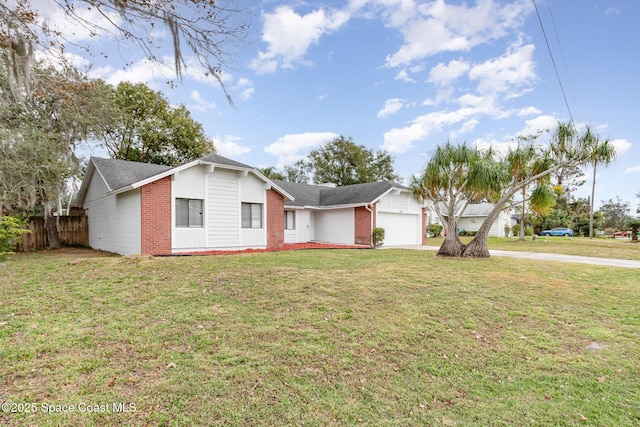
[
  {"left": 626, "top": 218, "right": 640, "bottom": 243},
  {"left": 582, "top": 127, "right": 617, "bottom": 239},
  {"left": 462, "top": 122, "right": 581, "bottom": 258},
  {"left": 410, "top": 142, "right": 498, "bottom": 257}
]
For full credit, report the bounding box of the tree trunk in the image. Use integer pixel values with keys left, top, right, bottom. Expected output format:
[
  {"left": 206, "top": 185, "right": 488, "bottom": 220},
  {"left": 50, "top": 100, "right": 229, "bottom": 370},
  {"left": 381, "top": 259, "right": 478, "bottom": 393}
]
[
  {"left": 44, "top": 204, "right": 61, "bottom": 249},
  {"left": 589, "top": 164, "right": 596, "bottom": 239},
  {"left": 461, "top": 229, "right": 491, "bottom": 257},
  {"left": 437, "top": 232, "right": 465, "bottom": 257},
  {"left": 461, "top": 204, "right": 503, "bottom": 258},
  {"left": 437, "top": 216, "right": 465, "bottom": 257},
  {"left": 519, "top": 187, "right": 526, "bottom": 241}
]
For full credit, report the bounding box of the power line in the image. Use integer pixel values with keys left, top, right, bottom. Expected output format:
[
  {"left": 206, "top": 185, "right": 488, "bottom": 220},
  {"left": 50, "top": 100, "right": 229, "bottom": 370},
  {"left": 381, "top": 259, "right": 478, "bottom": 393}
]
[
  {"left": 531, "top": 0, "right": 575, "bottom": 127},
  {"left": 544, "top": 0, "right": 581, "bottom": 122}
]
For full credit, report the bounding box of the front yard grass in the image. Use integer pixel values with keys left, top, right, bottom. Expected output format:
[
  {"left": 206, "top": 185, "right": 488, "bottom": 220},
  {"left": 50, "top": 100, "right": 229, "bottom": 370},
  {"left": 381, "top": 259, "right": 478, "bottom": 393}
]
[
  {"left": 425, "top": 236, "right": 640, "bottom": 260},
  {"left": 1, "top": 248, "right": 639, "bottom": 426}
]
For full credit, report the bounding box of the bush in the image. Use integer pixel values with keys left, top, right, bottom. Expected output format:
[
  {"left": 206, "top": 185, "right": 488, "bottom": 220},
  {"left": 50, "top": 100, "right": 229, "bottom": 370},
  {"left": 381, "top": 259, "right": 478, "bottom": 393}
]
[
  {"left": 504, "top": 225, "right": 511, "bottom": 237},
  {"left": 372, "top": 227, "right": 385, "bottom": 247},
  {"left": 511, "top": 224, "right": 534, "bottom": 237},
  {"left": 425, "top": 224, "right": 443, "bottom": 238},
  {"left": 0, "top": 216, "right": 30, "bottom": 261}
]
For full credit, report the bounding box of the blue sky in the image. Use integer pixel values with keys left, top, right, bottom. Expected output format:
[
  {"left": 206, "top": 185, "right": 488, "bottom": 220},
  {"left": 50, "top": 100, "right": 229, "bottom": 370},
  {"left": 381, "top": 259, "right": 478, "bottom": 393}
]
[{"left": 41, "top": 0, "right": 639, "bottom": 210}]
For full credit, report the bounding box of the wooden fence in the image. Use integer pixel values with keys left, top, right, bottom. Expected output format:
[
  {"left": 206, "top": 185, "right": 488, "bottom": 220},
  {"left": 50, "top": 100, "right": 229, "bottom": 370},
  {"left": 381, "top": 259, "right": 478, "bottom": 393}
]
[{"left": 18, "top": 216, "right": 89, "bottom": 251}]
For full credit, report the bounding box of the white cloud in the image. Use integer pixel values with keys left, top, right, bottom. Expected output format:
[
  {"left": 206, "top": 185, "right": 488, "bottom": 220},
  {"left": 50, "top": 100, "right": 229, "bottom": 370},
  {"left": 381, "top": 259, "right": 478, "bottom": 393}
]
[
  {"left": 428, "top": 58, "right": 470, "bottom": 86},
  {"left": 394, "top": 69, "right": 416, "bottom": 83},
  {"left": 385, "top": 0, "right": 531, "bottom": 67},
  {"left": 610, "top": 138, "right": 631, "bottom": 156},
  {"left": 377, "top": 98, "right": 405, "bottom": 118},
  {"left": 265, "top": 132, "right": 339, "bottom": 167},
  {"left": 517, "top": 106, "right": 542, "bottom": 116},
  {"left": 211, "top": 135, "right": 251, "bottom": 158},
  {"left": 234, "top": 78, "right": 255, "bottom": 101},
  {"left": 37, "top": 2, "right": 123, "bottom": 43},
  {"left": 473, "top": 135, "right": 518, "bottom": 156},
  {"left": 626, "top": 164, "right": 640, "bottom": 174},
  {"left": 518, "top": 115, "right": 559, "bottom": 138},
  {"left": 382, "top": 107, "right": 476, "bottom": 153},
  {"left": 250, "top": 6, "right": 350, "bottom": 73},
  {"left": 189, "top": 90, "right": 217, "bottom": 112},
  {"left": 468, "top": 41, "right": 537, "bottom": 96},
  {"left": 88, "top": 58, "right": 175, "bottom": 88}
]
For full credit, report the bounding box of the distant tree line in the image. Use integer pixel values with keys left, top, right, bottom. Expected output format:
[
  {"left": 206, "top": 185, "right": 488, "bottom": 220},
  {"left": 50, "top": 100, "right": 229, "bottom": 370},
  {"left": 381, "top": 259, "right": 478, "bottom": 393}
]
[{"left": 259, "top": 136, "right": 399, "bottom": 186}]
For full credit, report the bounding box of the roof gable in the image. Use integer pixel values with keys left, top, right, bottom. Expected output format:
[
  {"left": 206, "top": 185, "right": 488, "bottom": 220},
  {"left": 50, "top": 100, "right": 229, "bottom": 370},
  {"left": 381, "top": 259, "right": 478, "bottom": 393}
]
[
  {"left": 76, "top": 154, "right": 294, "bottom": 206},
  {"left": 199, "top": 153, "right": 253, "bottom": 169},
  {"left": 91, "top": 157, "right": 172, "bottom": 192},
  {"left": 274, "top": 180, "right": 409, "bottom": 208}
]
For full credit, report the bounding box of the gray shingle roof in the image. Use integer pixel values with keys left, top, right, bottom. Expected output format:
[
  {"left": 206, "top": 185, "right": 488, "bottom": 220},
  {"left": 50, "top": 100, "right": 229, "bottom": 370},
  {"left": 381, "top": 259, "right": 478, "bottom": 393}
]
[
  {"left": 91, "top": 157, "right": 172, "bottom": 191},
  {"left": 273, "top": 180, "right": 408, "bottom": 208},
  {"left": 90, "top": 153, "right": 256, "bottom": 192},
  {"left": 200, "top": 153, "right": 254, "bottom": 169}
]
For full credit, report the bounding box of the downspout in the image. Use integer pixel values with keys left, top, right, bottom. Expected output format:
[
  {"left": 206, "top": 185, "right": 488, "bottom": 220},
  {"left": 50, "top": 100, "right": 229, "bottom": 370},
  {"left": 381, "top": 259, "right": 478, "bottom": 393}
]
[{"left": 365, "top": 204, "right": 374, "bottom": 247}]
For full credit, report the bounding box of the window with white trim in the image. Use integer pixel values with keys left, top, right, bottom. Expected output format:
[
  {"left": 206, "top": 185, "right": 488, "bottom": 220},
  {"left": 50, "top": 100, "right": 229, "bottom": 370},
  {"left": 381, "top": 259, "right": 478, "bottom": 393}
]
[
  {"left": 176, "top": 199, "right": 203, "bottom": 227},
  {"left": 285, "top": 211, "right": 295, "bottom": 230},
  {"left": 241, "top": 203, "right": 263, "bottom": 229}
]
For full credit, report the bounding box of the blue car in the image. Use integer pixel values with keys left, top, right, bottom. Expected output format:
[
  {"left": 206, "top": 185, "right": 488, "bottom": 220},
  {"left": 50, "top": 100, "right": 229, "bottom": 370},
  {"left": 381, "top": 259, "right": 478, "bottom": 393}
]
[{"left": 541, "top": 227, "right": 574, "bottom": 237}]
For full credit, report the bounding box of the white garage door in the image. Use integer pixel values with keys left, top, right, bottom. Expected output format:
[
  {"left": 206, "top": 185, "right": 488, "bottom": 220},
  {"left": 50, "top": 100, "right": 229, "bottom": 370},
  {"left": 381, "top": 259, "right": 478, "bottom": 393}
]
[{"left": 377, "top": 212, "right": 421, "bottom": 246}]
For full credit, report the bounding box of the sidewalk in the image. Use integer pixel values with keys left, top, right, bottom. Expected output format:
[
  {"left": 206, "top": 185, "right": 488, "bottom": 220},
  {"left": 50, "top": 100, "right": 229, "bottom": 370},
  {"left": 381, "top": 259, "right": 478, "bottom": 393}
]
[{"left": 386, "top": 245, "right": 640, "bottom": 269}]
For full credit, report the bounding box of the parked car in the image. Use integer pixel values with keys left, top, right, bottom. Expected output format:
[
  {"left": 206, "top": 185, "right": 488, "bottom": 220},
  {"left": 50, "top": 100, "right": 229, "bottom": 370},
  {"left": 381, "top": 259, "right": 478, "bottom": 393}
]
[
  {"left": 611, "top": 231, "right": 630, "bottom": 238},
  {"left": 541, "top": 227, "right": 574, "bottom": 237}
]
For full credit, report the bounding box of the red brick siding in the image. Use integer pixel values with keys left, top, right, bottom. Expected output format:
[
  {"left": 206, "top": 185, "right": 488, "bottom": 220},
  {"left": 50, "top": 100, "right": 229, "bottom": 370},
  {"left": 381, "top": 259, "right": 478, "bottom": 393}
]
[
  {"left": 140, "top": 177, "right": 172, "bottom": 255},
  {"left": 266, "top": 189, "right": 284, "bottom": 249},
  {"left": 354, "top": 205, "right": 374, "bottom": 247}
]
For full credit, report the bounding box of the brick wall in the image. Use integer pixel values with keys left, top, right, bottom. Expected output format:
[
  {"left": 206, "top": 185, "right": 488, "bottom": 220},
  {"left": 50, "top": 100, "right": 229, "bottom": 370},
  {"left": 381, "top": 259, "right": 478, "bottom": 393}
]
[
  {"left": 266, "top": 189, "right": 284, "bottom": 249},
  {"left": 354, "top": 205, "right": 374, "bottom": 246},
  {"left": 140, "top": 177, "right": 172, "bottom": 255}
]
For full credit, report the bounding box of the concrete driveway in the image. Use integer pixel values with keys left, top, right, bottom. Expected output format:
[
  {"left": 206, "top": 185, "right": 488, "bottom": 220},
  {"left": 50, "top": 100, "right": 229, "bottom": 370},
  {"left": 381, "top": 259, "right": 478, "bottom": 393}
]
[{"left": 386, "top": 245, "right": 640, "bottom": 269}]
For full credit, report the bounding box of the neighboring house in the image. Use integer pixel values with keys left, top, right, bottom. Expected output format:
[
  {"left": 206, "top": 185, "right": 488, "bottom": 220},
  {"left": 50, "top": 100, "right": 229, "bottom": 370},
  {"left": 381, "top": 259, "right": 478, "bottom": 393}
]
[
  {"left": 76, "top": 155, "right": 425, "bottom": 255},
  {"left": 76, "top": 154, "right": 294, "bottom": 255},
  {"left": 273, "top": 180, "right": 425, "bottom": 247},
  {"left": 425, "top": 201, "right": 515, "bottom": 237}
]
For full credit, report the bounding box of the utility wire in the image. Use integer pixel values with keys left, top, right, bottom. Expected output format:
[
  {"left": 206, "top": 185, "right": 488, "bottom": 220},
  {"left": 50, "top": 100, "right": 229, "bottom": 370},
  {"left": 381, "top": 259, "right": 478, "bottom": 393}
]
[
  {"left": 531, "top": 0, "right": 575, "bottom": 128},
  {"left": 544, "top": 0, "right": 581, "bottom": 123}
]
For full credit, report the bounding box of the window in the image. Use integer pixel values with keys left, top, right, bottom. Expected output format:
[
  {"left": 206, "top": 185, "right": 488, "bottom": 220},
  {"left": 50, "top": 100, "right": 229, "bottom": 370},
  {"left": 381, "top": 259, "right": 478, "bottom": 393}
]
[
  {"left": 285, "top": 211, "right": 295, "bottom": 230},
  {"left": 176, "top": 199, "right": 203, "bottom": 227},
  {"left": 241, "top": 203, "right": 262, "bottom": 229}
]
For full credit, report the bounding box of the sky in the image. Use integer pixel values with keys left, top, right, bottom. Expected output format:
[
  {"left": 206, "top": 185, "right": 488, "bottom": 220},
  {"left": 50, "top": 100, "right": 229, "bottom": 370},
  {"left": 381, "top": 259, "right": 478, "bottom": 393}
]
[{"left": 36, "top": 0, "right": 640, "bottom": 210}]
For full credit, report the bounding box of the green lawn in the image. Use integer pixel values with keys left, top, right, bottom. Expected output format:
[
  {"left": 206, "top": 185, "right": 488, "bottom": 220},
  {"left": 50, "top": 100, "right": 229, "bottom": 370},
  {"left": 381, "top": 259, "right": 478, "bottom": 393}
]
[
  {"left": 1, "top": 248, "right": 639, "bottom": 426},
  {"left": 424, "top": 236, "right": 640, "bottom": 260}
]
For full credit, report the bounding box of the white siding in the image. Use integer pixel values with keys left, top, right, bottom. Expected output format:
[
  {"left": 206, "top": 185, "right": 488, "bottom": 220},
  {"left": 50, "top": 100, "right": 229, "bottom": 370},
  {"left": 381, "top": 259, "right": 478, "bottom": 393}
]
[
  {"left": 172, "top": 166, "right": 206, "bottom": 250},
  {"left": 207, "top": 169, "right": 240, "bottom": 247},
  {"left": 296, "top": 210, "right": 311, "bottom": 243},
  {"left": 240, "top": 173, "right": 266, "bottom": 247},
  {"left": 313, "top": 208, "right": 355, "bottom": 245},
  {"left": 457, "top": 217, "right": 482, "bottom": 233},
  {"left": 376, "top": 192, "right": 422, "bottom": 246},
  {"left": 284, "top": 209, "right": 311, "bottom": 243},
  {"left": 83, "top": 174, "right": 141, "bottom": 255},
  {"left": 458, "top": 215, "right": 507, "bottom": 237},
  {"left": 377, "top": 212, "right": 421, "bottom": 246}
]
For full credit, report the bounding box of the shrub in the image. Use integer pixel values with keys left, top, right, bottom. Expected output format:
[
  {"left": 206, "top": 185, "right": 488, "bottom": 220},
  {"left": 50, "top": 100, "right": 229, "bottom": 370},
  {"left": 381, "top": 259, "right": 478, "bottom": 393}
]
[
  {"left": 0, "top": 216, "right": 31, "bottom": 261},
  {"left": 504, "top": 225, "right": 511, "bottom": 237},
  {"left": 372, "top": 227, "right": 385, "bottom": 247},
  {"left": 511, "top": 224, "right": 533, "bottom": 237},
  {"left": 425, "top": 224, "right": 443, "bottom": 238}
]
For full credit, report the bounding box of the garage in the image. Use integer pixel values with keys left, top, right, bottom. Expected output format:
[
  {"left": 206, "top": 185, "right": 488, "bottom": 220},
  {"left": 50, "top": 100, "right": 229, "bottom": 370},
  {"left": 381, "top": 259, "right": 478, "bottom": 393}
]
[{"left": 377, "top": 212, "right": 422, "bottom": 246}]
